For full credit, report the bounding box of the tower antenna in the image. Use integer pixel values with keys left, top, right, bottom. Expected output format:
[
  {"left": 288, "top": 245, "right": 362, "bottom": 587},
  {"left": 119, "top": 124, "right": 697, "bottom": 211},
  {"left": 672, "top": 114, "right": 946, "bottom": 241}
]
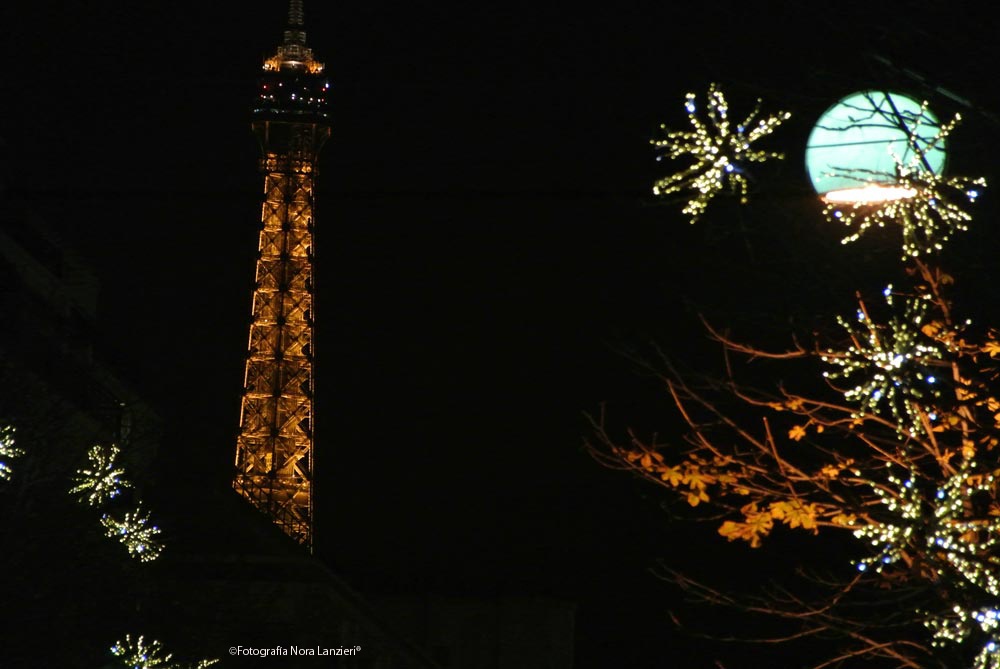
[{"left": 288, "top": 0, "right": 305, "bottom": 29}]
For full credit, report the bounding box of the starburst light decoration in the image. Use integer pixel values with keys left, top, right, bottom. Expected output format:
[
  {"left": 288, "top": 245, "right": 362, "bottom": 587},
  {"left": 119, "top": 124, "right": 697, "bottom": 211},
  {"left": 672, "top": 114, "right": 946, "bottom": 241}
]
[
  {"left": 0, "top": 425, "right": 23, "bottom": 481},
  {"left": 101, "top": 506, "right": 163, "bottom": 562},
  {"left": 821, "top": 113, "right": 986, "bottom": 258},
  {"left": 69, "top": 444, "right": 131, "bottom": 506},
  {"left": 110, "top": 634, "right": 218, "bottom": 669},
  {"left": 651, "top": 83, "right": 790, "bottom": 223},
  {"left": 111, "top": 635, "right": 172, "bottom": 668},
  {"left": 821, "top": 288, "right": 950, "bottom": 434}
]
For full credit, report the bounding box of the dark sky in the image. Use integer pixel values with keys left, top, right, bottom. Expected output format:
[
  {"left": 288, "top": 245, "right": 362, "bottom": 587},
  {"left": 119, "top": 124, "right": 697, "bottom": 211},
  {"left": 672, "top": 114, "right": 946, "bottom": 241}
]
[{"left": 6, "top": 1, "right": 1000, "bottom": 666}]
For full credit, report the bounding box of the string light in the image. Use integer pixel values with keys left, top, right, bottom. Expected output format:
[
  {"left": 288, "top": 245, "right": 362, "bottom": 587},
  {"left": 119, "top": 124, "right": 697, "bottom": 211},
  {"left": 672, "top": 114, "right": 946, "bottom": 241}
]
[
  {"left": 101, "top": 506, "right": 164, "bottom": 562},
  {"left": 109, "top": 635, "right": 217, "bottom": 668},
  {"left": 821, "top": 290, "right": 948, "bottom": 434},
  {"left": 0, "top": 425, "right": 23, "bottom": 481},
  {"left": 822, "top": 113, "right": 986, "bottom": 258},
  {"left": 651, "top": 83, "right": 790, "bottom": 223},
  {"left": 69, "top": 444, "right": 131, "bottom": 506},
  {"left": 852, "top": 462, "right": 1000, "bottom": 669}
]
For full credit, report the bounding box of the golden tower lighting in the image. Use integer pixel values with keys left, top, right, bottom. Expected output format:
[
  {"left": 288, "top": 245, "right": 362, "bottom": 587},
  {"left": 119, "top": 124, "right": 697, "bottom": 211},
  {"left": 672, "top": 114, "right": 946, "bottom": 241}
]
[{"left": 233, "top": 0, "right": 330, "bottom": 548}]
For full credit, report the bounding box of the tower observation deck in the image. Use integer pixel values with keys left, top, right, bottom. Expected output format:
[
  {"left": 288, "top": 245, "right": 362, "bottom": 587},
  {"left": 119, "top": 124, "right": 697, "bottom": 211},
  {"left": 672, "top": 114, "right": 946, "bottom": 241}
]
[{"left": 234, "top": 0, "right": 330, "bottom": 548}]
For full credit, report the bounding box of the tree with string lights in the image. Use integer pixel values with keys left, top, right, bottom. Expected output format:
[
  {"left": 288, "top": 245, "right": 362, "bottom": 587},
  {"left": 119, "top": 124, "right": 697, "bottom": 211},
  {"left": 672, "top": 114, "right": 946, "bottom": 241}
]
[{"left": 591, "top": 84, "right": 1000, "bottom": 668}]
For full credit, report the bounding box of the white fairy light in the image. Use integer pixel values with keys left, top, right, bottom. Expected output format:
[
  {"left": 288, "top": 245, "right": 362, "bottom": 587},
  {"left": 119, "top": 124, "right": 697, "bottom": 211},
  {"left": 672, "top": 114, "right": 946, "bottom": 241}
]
[
  {"left": 821, "top": 291, "right": 948, "bottom": 434},
  {"left": 69, "top": 444, "right": 131, "bottom": 506},
  {"left": 652, "top": 83, "right": 789, "bottom": 223},
  {"left": 0, "top": 425, "right": 23, "bottom": 481},
  {"left": 822, "top": 112, "right": 986, "bottom": 258},
  {"left": 100, "top": 506, "right": 163, "bottom": 563}
]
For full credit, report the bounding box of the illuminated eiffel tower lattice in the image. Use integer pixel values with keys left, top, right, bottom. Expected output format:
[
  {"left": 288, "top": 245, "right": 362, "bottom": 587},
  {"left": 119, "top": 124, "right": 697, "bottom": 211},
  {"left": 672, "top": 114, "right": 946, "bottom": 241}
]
[{"left": 234, "top": 0, "right": 330, "bottom": 548}]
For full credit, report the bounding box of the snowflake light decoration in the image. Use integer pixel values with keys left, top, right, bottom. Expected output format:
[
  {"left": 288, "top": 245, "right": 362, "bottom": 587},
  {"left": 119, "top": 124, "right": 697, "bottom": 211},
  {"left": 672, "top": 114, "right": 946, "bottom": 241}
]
[
  {"left": 101, "top": 506, "right": 163, "bottom": 562},
  {"left": 110, "top": 634, "right": 217, "bottom": 669},
  {"left": 0, "top": 425, "right": 23, "bottom": 482},
  {"left": 821, "top": 289, "right": 949, "bottom": 434},
  {"left": 651, "top": 83, "right": 790, "bottom": 223},
  {"left": 822, "top": 113, "right": 986, "bottom": 258},
  {"left": 70, "top": 444, "right": 131, "bottom": 506}
]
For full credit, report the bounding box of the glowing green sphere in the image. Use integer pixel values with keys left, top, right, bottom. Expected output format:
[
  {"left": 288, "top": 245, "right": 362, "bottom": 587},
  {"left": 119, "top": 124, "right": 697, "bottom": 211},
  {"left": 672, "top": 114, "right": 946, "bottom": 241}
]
[{"left": 806, "top": 91, "right": 946, "bottom": 199}]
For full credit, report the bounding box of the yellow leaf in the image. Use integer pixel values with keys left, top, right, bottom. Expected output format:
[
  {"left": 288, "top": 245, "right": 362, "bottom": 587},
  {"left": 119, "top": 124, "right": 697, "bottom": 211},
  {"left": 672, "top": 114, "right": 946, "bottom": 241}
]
[
  {"left": 963, "top": 440, "right": 976, "bottom": 460},
  {"left": 717, "top": 504, "right": 774, "bottom": 547},
  {"left": 638, "top": 451, "right": 663, "bottom": 471},
  {"left": 770, "top": 500, "right": 818, "bottom": 531},
  {"left": 683, "top": 466, "right": 715, "bottom": 490},
  {"left": 921, "top": 321, "right": 943, "bottom": 338},
  {"left": 984, "top": 340, "right": 1000, "bottom": 358},
  {"left": 716, "top": 472, "right": 738, "bottom": 486},
  {"left": 686, "top": 489, "right": 709, "bottom": 507},
  {"left": 788, "top": 425, "right": 807, "bottom": 441},
  {"left": 658, "top": 465, "right": 684, "bottom": 487},
  {"left": 820, "top": 464, "right": 841, "bottom": 479}
]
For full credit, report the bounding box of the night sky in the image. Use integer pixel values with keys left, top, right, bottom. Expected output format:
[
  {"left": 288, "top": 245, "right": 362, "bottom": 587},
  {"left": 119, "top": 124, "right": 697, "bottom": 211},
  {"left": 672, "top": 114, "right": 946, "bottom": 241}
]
[{"left": 6, "top": 1, "right": 1000, "bottom": 666}]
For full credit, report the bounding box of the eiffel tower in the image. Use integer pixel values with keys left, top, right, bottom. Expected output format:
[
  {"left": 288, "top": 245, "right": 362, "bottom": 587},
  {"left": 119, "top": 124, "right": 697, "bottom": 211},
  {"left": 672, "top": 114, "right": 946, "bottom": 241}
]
[{"left": 233, "top": 0, "right": 330, "bottom": 548}]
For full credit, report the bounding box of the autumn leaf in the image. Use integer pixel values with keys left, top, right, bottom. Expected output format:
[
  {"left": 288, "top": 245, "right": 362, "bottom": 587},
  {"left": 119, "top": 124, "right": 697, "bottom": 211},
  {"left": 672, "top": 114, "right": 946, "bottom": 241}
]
[
  {"left": 984, "top": 340, "right": 1000, "bottom": 358},
  {"left": 658, "top": 465, "right": 684, "bottom": 487},
  {"left": 638, "top": 451, "right": 664, "bottom": 470},
  {"left": 788, "top": 425, "right": 807, "bottom": 441},
  {"left": 820, "top": 464, "right": 842, "bottom": 479},
  {"left": 770, "top": 500, "right": 818, "bottom": 531},
  {"left": 683, "top": 465, "right": 715, "bottom": 491},
  {"left": 716, "top": 472, "right": 738, "bottom": 487},
  {"left": 921, "top": 321, "right": 944, "bottom": 338},
  {"left": 962, "top": 440, "right": 976, "bottom": 460},
  {"left": 687, "top": 489, "right": 709, "bottom": 507},
  {"left": 717, "top": 503, "right": 774, "bottom": 547}
]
